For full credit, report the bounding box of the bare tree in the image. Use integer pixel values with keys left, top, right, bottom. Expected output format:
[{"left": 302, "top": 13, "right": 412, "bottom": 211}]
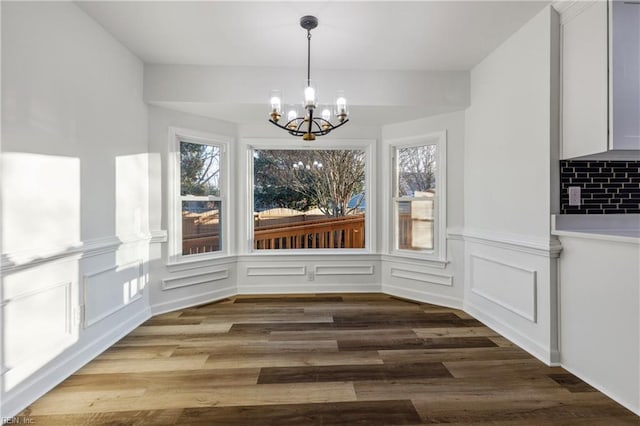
[
  {"left": 254, "top": 149, "right": 365, "bottom": 217},
  {"left": 397, "top": 145, "right": 436, "bottom": 196},
  {"left": 181, "top": 142, "right": 220, "bottom": 196}
]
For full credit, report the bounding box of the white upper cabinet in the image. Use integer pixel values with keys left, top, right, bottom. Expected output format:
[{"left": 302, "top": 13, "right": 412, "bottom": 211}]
[
  {"left": 611, "top": 0, "right": 640, "bottom": 150},
  {"left": 560, "top": 1, "right": 609, "bottom": 159},
  {"left": 559, "top": 0, "right": 640, "bottom": 159}
]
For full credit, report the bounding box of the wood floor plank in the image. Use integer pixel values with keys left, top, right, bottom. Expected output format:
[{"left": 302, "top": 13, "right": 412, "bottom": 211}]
[
  {"left": 55, "top": 369, "right": 260, "bottom": 391},
  {"left": 338, "top": 336, "right": 498, "bottom": 351},
  {"left": 268, "top": 328, "right": 418, "bottom": 342},
  {"left": 413, "top": 397, "right": 639, "bottom": 424},
  {"left": 443, "top": 358, "right": 565, "bottom": 379},
  {"left": 94, "top": 345, "right": 178, "bottom": 360},
  {"left": 379, "top": 346, "right": 532, "bottom": 364},
  {"left": 548, "top": 373, "right": 598, "bottom": 393},
  {"left": 233, "top": 296, "right": 344, "bottom": 303},
  {"left": 75, "top": 355, "right": 209, "bottom": 375},
  {"left": 204, "top": 350, "right": 384, "bottom": 369},
  {"left": 200, "top": 313, "right": 334, "bottom": 324},
  {"left": 257, "top": 362, "right": 452, "bottom": 384},
  {"left": 170, "top": 339, "right": 339, "bottom": 356},
  {"left": 26, "top": 382, "right": 358, "bottom": 415},
  {"left": 24, "top": 409, "right": 184, "bottom": 426},
  {"left": 128, "top": 323, "right": 231, "bottom": 336},
  {"left": 176, "top": 400, "right": 422, "bottom": 425},
  {"left": 18, "top": 293, "right": 637, "bottom": 424},
  {"left": 413, "top": 326, "right": 499, "bottom": 338}
]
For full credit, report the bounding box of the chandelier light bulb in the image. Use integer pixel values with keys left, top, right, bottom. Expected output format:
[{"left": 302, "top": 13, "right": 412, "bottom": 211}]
[
  {"left": 336, "top": 96, "right": 347, "bottom": 114},
  {"left": 287, "top": 110, "right": 298, "bottom": 122},
  {"left": 304, "top": 85, "right": 316, "bottom": 108},
  {"left": 321, "top": 109, "right": 331, "bottom": 121},
  {"left": 270, "top": 94, "right": 281, "bottom": 113}
]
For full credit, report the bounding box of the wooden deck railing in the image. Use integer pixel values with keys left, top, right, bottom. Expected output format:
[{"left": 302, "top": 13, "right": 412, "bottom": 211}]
[
  {"left": 254, "top": 214, "right": 365, "bottom": 249},
  {"left": 183, "top": 233, "right": 219, "bottom": 255}
]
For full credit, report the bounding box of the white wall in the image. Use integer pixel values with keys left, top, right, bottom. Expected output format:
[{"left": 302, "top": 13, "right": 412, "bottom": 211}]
[
  {"left": 380, "top": 111, "right": 466, "bottom": 308},
  {"left": 147, "top": 105, "right": 237, "bottom": 314},
  {"left": 558, "top": 235, "right": 639, "bottom": 415},
  {"left": 463, "top": 6, "right": 562, "bottom": 364},
  {"left": 1, "top": 2, "right": 149, "bottom": 417}
]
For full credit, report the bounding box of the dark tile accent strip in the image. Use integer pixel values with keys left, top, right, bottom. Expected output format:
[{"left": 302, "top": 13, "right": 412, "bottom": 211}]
[{"left": 560, "top": 160, "right": 640, "bottom": 214}]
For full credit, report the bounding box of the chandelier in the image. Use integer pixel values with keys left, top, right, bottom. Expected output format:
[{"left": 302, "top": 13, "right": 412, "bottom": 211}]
[{"left": 268, "top": 15, "right": 349, "bottom": 141}]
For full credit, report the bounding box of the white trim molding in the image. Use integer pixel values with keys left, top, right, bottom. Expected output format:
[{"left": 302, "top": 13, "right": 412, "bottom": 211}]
[
  {"left": 83, "top": 259, "right": 145, "bottom": 328},
  {"left": 150, "top": 229, "right": 168, "bottom": 243},
  {"left": 469, "top": 254, "right": 537, "bottom": 323},
  {"left": 1, "top": 236, "right": 121, "bottom": 274},
  {"left": 462, "top": 228, "right": 563, "bottom": 258},
  {"left": 246, "top": 265, "right": 306, "bottom": 276},
  {"left": 383, "top": 130, "right": 448, "bottom": 263},
  {"left": 166, "top": 126, "right": 233, "bottom": 265},
  {"left": 390, "top": 267, "right": 453, "bottom": 287},
  {"left": 161, "top": 268, "right": 230, "bottom": 290},
  {"left": 314, "top": 264, "right": 374, "bottom": 276}
]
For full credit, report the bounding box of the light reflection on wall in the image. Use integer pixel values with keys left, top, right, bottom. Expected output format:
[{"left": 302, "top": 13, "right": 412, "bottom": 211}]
[
  {"left": 115, "top": 154, "right": 149, "bottom": 241},
  {"left": 1, "top": 153, "right": 81, "bottom": 259}
]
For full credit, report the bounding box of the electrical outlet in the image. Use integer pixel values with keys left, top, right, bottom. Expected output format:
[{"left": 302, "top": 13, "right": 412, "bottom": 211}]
[
  {"left": 307, "top": 271, "right": 315, "bottom": 281},
  {"left": 568, "top": 186, "right": 581, "bottom": 206}
]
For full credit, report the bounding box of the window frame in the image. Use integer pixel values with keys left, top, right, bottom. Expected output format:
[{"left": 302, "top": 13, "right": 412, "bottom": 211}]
[
  {"left": 240, "top": 138, "right": 376, "bottom": 255},
  {"left": 167, "top": 127, "right": 230, "bottom": 265},
  {"left": 388, "top": 132, "right": 447, "bottom": 262}
]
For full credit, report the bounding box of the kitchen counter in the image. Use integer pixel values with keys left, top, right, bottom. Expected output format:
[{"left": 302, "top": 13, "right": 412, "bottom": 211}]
[{"left": 551, "top": 214, "right": 640, "bottom": 244}]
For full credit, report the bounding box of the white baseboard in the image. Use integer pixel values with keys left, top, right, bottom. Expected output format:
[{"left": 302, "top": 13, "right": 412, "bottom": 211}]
[
  {"left": 464, "top": 300, "right": 556, "bottom": 365},
  {"left": 1, "top": 307, "right": 151, "bottom": 418},
  {"left": 382, "top": 283, "right": 463, "bottom": 309},
  {"left": 150, "top": 286, "right": 237, "bottom": 315}
]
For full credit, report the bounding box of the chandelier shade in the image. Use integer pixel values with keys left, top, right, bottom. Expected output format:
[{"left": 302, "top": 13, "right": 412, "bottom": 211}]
[{"left": 268, "top": 15, "right": 349, "bottom": 141}]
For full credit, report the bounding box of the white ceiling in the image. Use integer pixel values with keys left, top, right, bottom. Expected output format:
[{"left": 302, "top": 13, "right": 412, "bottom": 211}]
[
  {"left": 78, "top": 1, "right": 549, "bottom": 71},
  {"left": 77, "top": 1, "right": 550, "bottom": 124}
]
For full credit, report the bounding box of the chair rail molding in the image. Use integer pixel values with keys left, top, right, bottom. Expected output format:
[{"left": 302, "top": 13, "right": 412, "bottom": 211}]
[{"left": 462, "top": 228, "right": 563, "bottom": 258}]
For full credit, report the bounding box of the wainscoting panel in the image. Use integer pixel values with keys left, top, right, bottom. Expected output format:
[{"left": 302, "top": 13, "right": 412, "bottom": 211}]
[
  {"left": 246, "top": 265, "right": 306, "bottom": 276},
  {"left": 314, "top": 264, "right": 374, "bottom": 276},
  {"left": 161, "top": 268, "right": 230, "bottom": 290},
  {"left": 83, "top": 259, "right": 144, "bottom": 328},
  {"left": 390, "top": 267, "right": 453, "bottom": 286},
  {"left": 2, "top": 281, "right": 73, "bottom": 383},
  {"left": 469, "top": 254, "right": 537, "bottom": 322}
]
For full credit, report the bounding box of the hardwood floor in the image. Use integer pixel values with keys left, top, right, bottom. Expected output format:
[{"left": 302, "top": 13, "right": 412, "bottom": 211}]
[{"left": 18, "top": 294, "right": 638, "bottom": 425}]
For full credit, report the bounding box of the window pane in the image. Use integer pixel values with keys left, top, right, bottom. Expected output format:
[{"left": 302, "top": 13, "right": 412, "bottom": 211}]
[
  {"left": 396, "top": 198, "right": 434, "bottom": 250},
  {"left": 395, "top": 143, "right": 437, "bottom": 252},
  {"left": 180, "top": 142, "right": 220, "bottom": 196},
  {"left": 253, "top": 149, "right": 365, "bottom": 250},
  {"left": 397, "top": 144, "right": 437, "bottom": 196},
  {"left": 182, "top": 200, "right": 221, "bottom": 255}
]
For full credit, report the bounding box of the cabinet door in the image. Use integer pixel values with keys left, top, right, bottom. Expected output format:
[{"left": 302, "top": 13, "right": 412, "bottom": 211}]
[
  {"left": 561, "top": 1, "right": 609, "bottom": 159},
  {"left": 611, "top": 0, "right": 640, "bottom": 150}
]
